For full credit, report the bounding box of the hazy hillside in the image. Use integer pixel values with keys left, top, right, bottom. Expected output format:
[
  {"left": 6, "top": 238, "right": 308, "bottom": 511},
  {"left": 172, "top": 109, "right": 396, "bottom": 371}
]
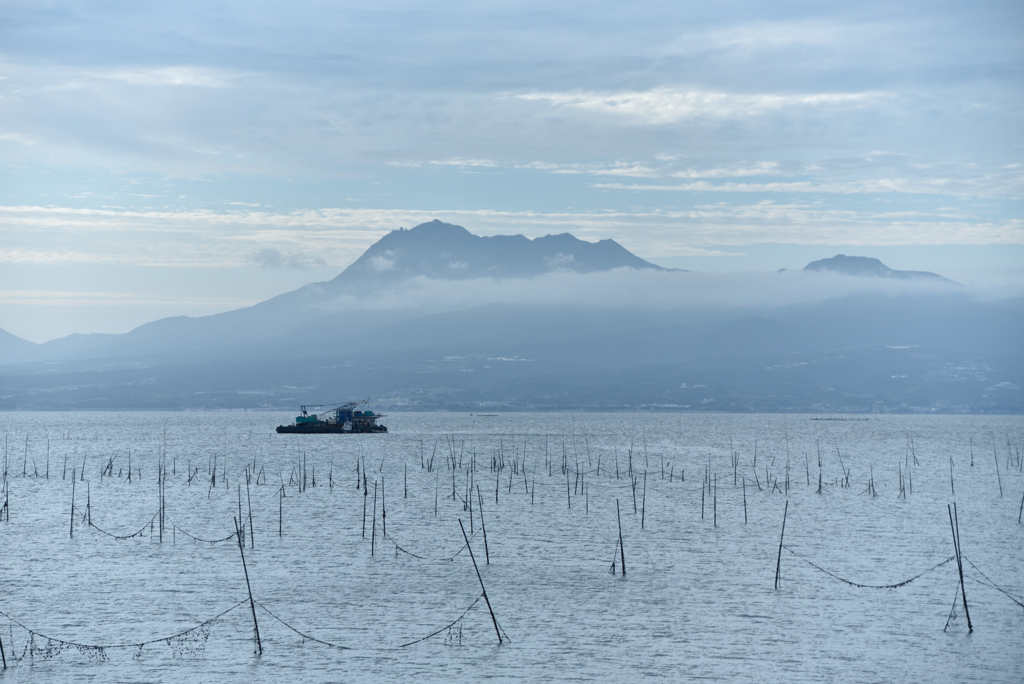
[
  {"left": 804, "top": 254, "right": 950, "bottom": 281},
  {"left": 1, "top": 224, "right": 1018, "bottom": 412},
  {"left": 1, "top": 221, "right": 666, "bottom": 365}
]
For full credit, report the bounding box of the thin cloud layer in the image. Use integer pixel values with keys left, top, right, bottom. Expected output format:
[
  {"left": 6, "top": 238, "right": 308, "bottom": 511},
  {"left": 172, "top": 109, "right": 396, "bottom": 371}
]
[
  {"left": 2, "top": 206, "right": 1020, "bottom": 271},
  {"left": 313, "top": 268, "right": 989, "bottom": 320},
  {"left": 516, "top": 88, "right": 885, "bottom": 125}
]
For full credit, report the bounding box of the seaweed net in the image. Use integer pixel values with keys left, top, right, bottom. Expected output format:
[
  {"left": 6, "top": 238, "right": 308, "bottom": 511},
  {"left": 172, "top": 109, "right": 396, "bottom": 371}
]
[
  {"left": 252, "top": 600, "right": 350, "bottom": 650},
  {"left": 377, "top": 521, "right": 479, "bottom": 562},
  {"left": 87, "top": 512, "right": 157, "bottom": 540},
  {"left": 0, "top": 598, "right": 246, "bottom": 665},
  {"left": 944, "top": 583, "right": 964, "bottom": 632},
  {"left": 961, "top": 555, "right": 1024, "bottom": 610},
  {"left": 782, "top": 546, "right": 956, "bottom": 589},
  {"left": 400, "top": 594, "right": 483, "bottom": 647},
  {"left": 167, "top": 517, "right": 238, "bottom": 544}
]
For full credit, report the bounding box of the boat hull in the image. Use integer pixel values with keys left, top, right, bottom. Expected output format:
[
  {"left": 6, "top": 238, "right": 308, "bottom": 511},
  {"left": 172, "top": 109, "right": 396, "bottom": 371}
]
[{"left": 276, "top": 424, "right": 388, "bottom": 434}]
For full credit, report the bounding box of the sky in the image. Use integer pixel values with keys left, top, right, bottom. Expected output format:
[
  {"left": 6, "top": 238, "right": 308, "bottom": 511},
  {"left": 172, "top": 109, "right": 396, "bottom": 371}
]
[{"left": 1, "top": 0, "right": 1021, "bottom": 342}]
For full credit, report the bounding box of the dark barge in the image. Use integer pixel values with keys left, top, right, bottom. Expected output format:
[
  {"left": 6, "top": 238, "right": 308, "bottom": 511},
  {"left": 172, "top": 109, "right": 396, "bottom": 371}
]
[{"left": 276, "top": 401, "right": 387, "bottom": 434}]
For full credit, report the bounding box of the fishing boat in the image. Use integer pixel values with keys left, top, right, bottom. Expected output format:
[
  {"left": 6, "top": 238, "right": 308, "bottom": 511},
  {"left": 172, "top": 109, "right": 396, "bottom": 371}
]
[{"left": 276, "top": 400, "right": 387, "bottom": 434}]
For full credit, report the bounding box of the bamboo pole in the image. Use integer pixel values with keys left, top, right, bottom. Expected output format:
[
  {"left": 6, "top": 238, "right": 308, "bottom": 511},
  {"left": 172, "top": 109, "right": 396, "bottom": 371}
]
[
  {"left": 774, "top": 500, "right": 788, "bottom": 590},
  {"left": 993, "top": 442, "right": 1003, "bottom": 497},
  {"left": 476, "top": 484, "right": 489, "bottom": 565},
  {"left": 246, "top": 474, "right": 255, "bottom": 548},
  {"left": 641, "top": 471, "right": 646, "bottom": 529},
  {"left": 234, "top": 517, "right": 263, "bottom": 654},
  {"left": 371, "top": 480, "right": 377, "bottom": 556},
  {"left": 616, "top": 499, "right": 626, "bottom": 576},
  {"left": 742, "top": 476, "right": 747, "bottom": 523},
  {"left": 948, "top": 504, "right": 972, "bottom": 632},
  {"left": 459, "top": 519, "right": 502, "bottom": 644}
]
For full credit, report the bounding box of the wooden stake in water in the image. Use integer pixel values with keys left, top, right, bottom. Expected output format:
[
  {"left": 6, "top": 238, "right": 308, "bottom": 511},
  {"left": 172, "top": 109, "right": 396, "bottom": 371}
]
[
  {"left": 616, "top": 499, "right": 626, "bottom": 577},
  {"left": 993, "top": 441, "right": 1003, "bottom": 497},
  {"left": 70, "top": 468, "right": 75, "bottom": 539},
  {"left": 458, "top": 519, "right": 502, "bottom": 644},
  {"left": 947, "top": 503, "right": 972, "bottom": 632},
  {"left": 371, "top": 479, "right": 378, "bottom": 556},
  {"left": 774, "top": 500, "right": 788, "bottom": 590},
  {"left": 476, "top": 484, "right": 489, "bottom": 565},
  {"left": 641, "top": 471, "right": 647, "bottom": 529},
  {"left": 233, "top": 517, "right": 263, "bottom": 654},
  {"left": 246, "top": 474, "right": 255, "bottom": 548},
  {"left": 742, "top": 476, "right": 747, "bottom": 523}
]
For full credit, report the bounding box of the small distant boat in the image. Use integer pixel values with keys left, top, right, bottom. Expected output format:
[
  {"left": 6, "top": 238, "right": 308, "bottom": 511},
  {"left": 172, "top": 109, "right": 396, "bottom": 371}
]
[{"left": 276, "top": 400, "right": 388, "bottom": 434}]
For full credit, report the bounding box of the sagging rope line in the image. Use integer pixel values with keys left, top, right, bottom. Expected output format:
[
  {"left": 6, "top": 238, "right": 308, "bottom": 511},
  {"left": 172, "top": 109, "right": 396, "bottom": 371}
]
[
  {"left": 782, "top": 546, "right": 956, "bottom": 589},
  {"left": 81, "top": 508, "right": 236, "bottom": 544},
  {"left": 87, "top": 512, "right": 158, "bottom": 541},
  {"left": 167, "top": 517, "right": 238, "bottom": 544},
  {"left": 399, "top": 594, "right": 483, "bottom": 648},
  {"left": 252, "top": 600, "right": 350, "bottom": 650},
  {"left": 377, "top": 521, "right": 478, "bottom": 562},
  {"left": 0, "top": 598, "right": 247, "bottom": 651},
  {"left": 962, "top": 556, "right": 1024, "bottom": 609}
]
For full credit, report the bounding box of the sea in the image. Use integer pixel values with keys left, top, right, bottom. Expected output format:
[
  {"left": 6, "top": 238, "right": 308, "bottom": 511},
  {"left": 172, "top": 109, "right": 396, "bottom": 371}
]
[{"left": 0, "top": 411, "right": 1021, "bottom": 682}]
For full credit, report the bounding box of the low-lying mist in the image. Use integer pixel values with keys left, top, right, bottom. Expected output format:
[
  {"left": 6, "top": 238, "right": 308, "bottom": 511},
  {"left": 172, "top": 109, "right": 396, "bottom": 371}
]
[{"left": 311, "top": 267, "right": 978, "bottom": 317}]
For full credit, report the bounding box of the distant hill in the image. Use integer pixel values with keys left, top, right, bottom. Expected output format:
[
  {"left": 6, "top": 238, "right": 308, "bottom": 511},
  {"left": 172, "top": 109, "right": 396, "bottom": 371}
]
[
  {"left": 327, "top": 219, "right": 668, "bottom": 288},
  {"left": 803, "top": 254, "right": 950, "bottom": 281},
  {"left": 0, "top": 328, "right": 37, "bottom": 363},
  {"left": 0, "top": 221, "right": 670, "bottom": 364}
]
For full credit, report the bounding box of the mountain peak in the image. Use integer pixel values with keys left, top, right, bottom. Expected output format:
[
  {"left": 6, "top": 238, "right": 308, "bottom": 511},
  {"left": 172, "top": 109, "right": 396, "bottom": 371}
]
[
  {"left": 803, "top": 254, "right": 950, "bottom": 281},
  {"left": 330, "top": 220, "right": 667, "bottom": 284}
]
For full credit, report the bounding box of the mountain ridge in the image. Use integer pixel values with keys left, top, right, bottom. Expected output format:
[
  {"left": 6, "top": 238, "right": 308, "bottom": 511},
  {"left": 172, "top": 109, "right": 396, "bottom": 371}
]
[
  {"left": 0, "top": 220, "right": 672, "bottom": 364},
  {"left": 326, "top": 219, "right": 670, "bottom": 288},
  {"left": 803, "top": 254, "right": 950, "bottom": 281}
]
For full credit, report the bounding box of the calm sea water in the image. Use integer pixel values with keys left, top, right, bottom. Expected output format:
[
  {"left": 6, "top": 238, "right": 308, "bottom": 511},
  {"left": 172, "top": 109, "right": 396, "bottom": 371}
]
[{"left": 0, "top": 411, "right": 1021, "bottom": 682}]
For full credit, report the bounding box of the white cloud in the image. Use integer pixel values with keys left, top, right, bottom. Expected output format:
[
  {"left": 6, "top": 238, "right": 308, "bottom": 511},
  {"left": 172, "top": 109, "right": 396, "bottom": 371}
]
[
  {"left": 516, "top": 87, "right": 886, "bottom": 124},
  {"left": 368, "top": 251, "right": 397, "bottom": 271},
  {"left": 97, "top": 67, "right": 236, "bottom": 88},
  {"left": 429, "top": 158, "right": 499, "bottom": 168},
  {"left": 0, "top": 289, "right": 251, "bottom": 308},
  {"left": 0, "top": 132, "right": 36, "bottom": 146},
  {"left": 544, "top": 253, "right": 576, "bottom": 269},
  {"left": 318, "top": 268, "right": 975, "bottom": 318},
  {"left": 593, "top": 175, "right": 1022, "bottom": 198}
]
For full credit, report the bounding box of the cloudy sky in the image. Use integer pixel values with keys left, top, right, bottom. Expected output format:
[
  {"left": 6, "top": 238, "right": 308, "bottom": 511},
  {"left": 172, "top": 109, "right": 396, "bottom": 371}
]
[{"left": 1, "top": 0, "right": 1021, "bottom": 341}]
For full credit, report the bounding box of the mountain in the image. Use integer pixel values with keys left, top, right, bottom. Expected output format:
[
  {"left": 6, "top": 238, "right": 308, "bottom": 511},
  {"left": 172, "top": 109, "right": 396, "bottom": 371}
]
[
  {"left": 326, "top": 219, "right": 668, "bottom": 288},
  {"left": 803, "top": 254, "right": 950, "bottom": 281},
  {"left": 0, "top": 221, "right": 667, "bottom": 364},
  {"left": 3, "top": 224, "right": 1018, "bottom": 412},
  {"left": 0, "top": 328, "right": 37, "bottom": 363}
]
